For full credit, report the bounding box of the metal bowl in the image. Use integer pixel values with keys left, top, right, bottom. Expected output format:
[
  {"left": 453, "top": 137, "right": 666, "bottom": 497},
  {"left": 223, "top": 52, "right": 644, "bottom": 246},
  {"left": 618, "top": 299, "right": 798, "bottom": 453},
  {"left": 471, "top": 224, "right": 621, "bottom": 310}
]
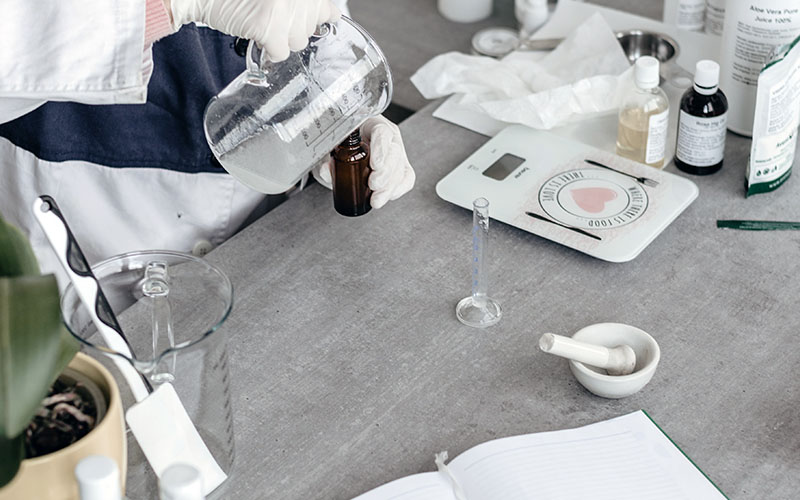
[{"left": 615, "top": 30, "right": 679, "bottom": 65}]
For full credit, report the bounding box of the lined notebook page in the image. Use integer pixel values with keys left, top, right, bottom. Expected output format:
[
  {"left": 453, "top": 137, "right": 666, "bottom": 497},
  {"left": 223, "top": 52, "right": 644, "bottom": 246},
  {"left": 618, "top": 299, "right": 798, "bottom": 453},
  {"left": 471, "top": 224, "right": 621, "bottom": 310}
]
[
  {"left": 352, "top": 471, "right": 456, "bottom": 500},
  {"left": 448, "top": 411, "right": 726, "bottom": 500}
]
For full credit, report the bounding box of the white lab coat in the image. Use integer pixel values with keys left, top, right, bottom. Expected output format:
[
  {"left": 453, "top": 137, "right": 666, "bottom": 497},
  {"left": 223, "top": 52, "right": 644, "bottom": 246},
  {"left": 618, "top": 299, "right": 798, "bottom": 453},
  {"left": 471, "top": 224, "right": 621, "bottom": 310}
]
[{"left": 0, "top": 0, "right": 349, "bottom": 282}]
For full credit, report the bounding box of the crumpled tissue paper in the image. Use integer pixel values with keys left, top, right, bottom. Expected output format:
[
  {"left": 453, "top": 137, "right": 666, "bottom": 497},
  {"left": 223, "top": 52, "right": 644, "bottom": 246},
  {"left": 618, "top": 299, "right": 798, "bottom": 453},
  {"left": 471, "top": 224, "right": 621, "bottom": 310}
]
[{"left": 410, "top": 13, "right": 633, "bottom": 130}]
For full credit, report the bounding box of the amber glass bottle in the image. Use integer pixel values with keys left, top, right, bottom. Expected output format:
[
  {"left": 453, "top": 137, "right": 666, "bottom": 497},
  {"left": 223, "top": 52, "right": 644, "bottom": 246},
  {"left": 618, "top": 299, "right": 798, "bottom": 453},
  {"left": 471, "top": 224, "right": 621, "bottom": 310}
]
[
  {"left": 331, "top": 130, "right": 372, "bottom": 217},
  {"left": 675, "top": 60, "right": 728, "bottom": 175}
]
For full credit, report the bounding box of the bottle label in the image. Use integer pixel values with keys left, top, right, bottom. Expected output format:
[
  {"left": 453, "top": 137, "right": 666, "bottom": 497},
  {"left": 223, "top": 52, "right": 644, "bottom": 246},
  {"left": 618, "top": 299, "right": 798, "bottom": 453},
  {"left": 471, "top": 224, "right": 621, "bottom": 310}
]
[
  {"left": 645, "top": 110, "right": 669, "bottom": 165},
  {"left": 676, "top": 0, "right": 706, "bottom": 31},
  {"left": 720, "top": 0, "right": 800, "bottom": 134},
  {"left": 676, "top": 110, "right": 727, "bottom": 167},
  {"left": 704, "top": 0, "right": 725, "bottom": 36}
]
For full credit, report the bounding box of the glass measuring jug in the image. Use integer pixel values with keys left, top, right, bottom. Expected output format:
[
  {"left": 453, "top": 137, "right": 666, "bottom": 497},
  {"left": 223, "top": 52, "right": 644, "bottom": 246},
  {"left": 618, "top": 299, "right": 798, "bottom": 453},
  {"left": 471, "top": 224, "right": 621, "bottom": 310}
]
[
  {"left": 60, "top": 251, "right": 235, "bottom": 499},
  {"left": 204, "top": 17, "right": 393, "bottom": 194}
]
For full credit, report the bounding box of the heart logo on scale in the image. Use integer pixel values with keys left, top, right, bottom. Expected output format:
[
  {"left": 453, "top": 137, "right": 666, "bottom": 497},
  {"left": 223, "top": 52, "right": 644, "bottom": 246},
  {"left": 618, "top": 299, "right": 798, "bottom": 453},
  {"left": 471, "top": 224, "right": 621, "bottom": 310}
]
[{"left": 569, "top": 187, "right": 618, "bottom": 214}]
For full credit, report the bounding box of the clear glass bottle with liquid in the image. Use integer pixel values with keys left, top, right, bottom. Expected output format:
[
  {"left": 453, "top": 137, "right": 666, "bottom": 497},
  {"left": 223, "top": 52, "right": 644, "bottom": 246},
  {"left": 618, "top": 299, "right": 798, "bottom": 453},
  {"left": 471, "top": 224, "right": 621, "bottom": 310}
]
[{"left": 616, "top": 56, "right": 670, "bottom": 169}]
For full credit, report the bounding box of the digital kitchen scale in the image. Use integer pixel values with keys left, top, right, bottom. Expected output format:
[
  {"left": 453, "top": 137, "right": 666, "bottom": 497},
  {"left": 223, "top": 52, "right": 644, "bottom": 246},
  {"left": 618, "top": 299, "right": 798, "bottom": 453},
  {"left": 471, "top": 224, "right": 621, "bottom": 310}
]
[{"left": 435, "top": 125, "right": 698, "bottom": 262}]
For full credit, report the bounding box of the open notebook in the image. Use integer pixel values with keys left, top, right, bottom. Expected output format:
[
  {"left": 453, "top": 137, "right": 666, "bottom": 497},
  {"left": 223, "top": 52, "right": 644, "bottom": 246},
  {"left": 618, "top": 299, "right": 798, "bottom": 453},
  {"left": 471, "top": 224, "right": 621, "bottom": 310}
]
[{"left": 353, "top": 411, "right": 727, "bottom": 500}]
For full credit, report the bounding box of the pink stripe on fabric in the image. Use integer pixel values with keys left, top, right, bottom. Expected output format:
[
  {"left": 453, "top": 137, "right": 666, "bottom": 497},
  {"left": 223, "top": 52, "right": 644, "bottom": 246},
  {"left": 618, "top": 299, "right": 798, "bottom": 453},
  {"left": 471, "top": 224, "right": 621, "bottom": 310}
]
[{"left": 144, "top": 0, "right": 175, "bottom": 47}]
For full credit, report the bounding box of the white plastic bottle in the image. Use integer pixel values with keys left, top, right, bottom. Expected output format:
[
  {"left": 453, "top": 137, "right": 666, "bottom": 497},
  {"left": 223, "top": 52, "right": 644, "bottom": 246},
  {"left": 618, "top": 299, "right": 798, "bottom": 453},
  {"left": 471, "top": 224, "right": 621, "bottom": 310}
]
[
  {"left": 159, "top": 463, "right": 206, "bottom": 500},
  {"left": 616, "top": 57, "right": 670, "bottom": 169},
  {"left": 75, "top": 455, "right": 123, "bottom": 500},
  {"left": 438, "top": 0, "right": 492, "bottom": 23},
  {"left": 720, "top": 0, "right": 800, "bottom": 136},
  {"left": 663, "top": 0, "right": 706, "bottom": 31},
  {"left": 704, "top": 0, "right": 725, "bottom": 36},
  {"left": 515, "top": 0, "right": 549, "bottom": 38}
]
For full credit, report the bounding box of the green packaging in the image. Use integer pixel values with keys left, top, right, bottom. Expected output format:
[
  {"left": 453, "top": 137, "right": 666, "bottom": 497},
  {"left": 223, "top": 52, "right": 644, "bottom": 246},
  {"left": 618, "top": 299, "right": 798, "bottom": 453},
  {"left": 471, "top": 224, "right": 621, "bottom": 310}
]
[{"left": 746, "top": 35, "right": 800, "bottom": 196}]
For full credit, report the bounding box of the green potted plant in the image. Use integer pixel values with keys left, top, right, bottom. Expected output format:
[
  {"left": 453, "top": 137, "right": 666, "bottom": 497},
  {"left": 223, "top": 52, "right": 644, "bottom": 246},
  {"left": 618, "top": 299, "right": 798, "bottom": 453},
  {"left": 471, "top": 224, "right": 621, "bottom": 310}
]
[{"left": 0, "top": 213, "right": 127, "bottom": 499}]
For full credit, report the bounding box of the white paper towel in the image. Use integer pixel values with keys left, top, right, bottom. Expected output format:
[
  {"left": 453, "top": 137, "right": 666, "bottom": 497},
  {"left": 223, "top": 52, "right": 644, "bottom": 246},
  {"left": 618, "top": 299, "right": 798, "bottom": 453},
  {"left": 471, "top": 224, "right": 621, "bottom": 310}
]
[{"left": 410, "top": 13, "right": 633, "bottom": 130}]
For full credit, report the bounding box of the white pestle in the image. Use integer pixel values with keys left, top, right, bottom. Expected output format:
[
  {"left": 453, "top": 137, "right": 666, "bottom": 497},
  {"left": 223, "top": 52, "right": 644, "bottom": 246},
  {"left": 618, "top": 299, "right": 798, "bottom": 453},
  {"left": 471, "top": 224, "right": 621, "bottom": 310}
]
[{"left": 539, "top": 333, "right": 636, "bottom": 376}]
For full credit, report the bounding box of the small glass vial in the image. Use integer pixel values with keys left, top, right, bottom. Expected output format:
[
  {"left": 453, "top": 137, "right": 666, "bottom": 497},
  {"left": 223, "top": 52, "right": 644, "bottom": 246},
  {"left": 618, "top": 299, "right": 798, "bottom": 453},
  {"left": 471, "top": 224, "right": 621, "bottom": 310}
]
[
  {"left": 675, "top": 60, "right": 728, "bottom": 175},
  {"left": 75, "top": 455, "right": 123, "bottom": 500},
  {"left": 159, "top": 463, "right": 205, "bottom": 500},
  {"left": 331, "top": 130, "right": 372, "bottom": 217},
  {"left": 616, "top": 56, "right": 670, "bottom": 169}
]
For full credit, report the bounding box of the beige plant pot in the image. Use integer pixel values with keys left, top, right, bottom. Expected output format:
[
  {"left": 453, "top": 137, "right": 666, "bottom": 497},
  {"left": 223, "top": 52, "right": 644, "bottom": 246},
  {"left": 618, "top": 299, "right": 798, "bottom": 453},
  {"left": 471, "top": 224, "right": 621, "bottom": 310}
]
[{"left": 0, "top": 352, "right": 127, "bottom": 500}]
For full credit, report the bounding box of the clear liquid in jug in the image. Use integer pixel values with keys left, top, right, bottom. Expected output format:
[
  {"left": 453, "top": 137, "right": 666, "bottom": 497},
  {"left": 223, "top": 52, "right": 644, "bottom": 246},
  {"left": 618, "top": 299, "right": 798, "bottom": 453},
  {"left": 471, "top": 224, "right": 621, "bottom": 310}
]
[{"left": 204, "top": 19, "right": 392, "bottom": 194}]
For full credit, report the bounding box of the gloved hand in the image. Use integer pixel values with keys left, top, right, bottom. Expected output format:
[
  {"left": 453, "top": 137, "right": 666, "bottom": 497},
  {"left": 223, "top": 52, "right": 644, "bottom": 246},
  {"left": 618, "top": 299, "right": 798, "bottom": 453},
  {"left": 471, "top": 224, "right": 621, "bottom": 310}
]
[
  {"left": 166, "top": 0, "right": 341, "bottom": 62},
  {"left": 315, "top": 116, "right": 416, "bottom": 209}
]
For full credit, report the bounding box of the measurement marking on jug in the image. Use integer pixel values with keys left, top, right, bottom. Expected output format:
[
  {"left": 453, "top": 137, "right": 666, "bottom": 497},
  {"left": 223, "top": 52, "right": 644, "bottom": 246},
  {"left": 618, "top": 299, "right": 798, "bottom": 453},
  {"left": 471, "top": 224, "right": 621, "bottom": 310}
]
[{"left": 304, "top": 89, "right": 370, "bottom": 149}]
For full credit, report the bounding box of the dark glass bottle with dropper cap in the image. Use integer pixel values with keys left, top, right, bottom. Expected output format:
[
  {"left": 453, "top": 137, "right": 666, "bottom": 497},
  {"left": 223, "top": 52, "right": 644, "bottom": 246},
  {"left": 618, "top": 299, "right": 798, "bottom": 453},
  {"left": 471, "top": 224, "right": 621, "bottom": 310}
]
[
  {"left": 675, "top": 60, "right": 728, "bottom": 175},
  {"left": 331, "top": 130, "right": 372, "bottom": 217}
]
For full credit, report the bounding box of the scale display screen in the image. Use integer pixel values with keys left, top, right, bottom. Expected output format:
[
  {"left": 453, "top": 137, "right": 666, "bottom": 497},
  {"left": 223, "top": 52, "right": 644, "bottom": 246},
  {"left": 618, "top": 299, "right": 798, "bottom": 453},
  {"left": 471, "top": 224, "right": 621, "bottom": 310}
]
[{"left": 483, "top": 153, "right": 525, "bottom": 180}]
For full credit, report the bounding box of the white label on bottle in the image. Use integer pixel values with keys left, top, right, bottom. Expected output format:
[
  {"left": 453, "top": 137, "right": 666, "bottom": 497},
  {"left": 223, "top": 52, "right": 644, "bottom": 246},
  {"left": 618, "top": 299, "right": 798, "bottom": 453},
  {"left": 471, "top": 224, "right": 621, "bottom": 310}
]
[
  {"left": 720, "top": 0, "right": 800, "bottom": 134},
  {"left": 704, "top": 0, "right": 725, "bottom": 36},
  {"left": 676, "top": 110, "right": 728, "bottom": 167},
  {"left": 645, "top": 110, "right": 669, "bottom": 165},
  {"left": 676, "top": 0, "right": 706, "bottom": 31}
]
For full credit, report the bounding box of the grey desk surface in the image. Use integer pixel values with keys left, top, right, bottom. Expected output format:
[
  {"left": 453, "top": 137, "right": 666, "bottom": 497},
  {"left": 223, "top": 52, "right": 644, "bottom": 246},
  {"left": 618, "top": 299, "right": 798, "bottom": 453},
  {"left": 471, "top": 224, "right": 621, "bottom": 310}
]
[
  {"left": 207, "top": 111, "right": 800, "bottom": 500},
  {"left": 204, "top": 2, "right": 798, "bottom": 499}
]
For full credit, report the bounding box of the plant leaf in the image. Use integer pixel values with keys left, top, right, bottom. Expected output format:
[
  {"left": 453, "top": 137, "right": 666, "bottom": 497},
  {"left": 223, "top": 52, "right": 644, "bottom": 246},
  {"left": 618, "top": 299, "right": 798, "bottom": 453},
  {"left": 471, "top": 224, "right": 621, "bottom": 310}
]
[
  {"left": 0, "top": 213, "right": 78, "bottom": 486},
  {"left": 0, "top": 433, "right": 24, "bottom": 487},
  {"left": 0, "top": 214, "right": 40, "bottom": 278},
  {"left": 0, "top": 275, "right": 78, "bottom": 440}
]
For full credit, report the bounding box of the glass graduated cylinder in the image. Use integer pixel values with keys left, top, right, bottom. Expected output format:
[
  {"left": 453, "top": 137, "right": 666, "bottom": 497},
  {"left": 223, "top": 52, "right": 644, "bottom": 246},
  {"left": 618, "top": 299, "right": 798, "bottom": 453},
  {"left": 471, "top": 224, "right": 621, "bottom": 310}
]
[
  {"left": 471, "top": 199, "right": 490, "bottom": 308},
  {"left": 456, "top": 198, "right": 502, "bottom": 328}
]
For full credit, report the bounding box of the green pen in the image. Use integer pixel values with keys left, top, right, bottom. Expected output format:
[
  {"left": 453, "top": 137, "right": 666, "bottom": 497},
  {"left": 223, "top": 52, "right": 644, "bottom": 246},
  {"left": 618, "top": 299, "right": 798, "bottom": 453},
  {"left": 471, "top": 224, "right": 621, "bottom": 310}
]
[{"left": 717, "top": 220, "right": 800, "bottom": 231}]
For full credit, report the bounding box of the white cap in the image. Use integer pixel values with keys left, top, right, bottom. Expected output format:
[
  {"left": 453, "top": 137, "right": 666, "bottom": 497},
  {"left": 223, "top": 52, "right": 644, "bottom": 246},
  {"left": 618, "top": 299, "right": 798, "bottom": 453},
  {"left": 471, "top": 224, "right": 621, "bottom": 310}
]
[
  {"left": 75, "top": 456, "right": 121, "bottom": 500},
  {"left": 693, "top": 59, "right": 720, "bottom": 95},
  {"left": 159, "top": 464, "right": 205, "bottom": 500},
  {"left": 634, "top": 56, "right": 660, "bottom": 89}
]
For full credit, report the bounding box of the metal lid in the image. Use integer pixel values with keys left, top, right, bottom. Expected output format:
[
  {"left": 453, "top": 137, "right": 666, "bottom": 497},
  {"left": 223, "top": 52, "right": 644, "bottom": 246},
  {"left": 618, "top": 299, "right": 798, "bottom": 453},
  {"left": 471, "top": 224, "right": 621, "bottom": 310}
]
[{"left": 471, "top": 27, "right": 521, "bottom": 58}]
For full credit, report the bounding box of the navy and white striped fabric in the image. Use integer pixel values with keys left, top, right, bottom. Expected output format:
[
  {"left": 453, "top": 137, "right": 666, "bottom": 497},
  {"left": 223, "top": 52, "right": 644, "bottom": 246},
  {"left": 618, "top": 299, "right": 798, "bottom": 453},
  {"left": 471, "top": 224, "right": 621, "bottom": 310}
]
[
  {"left": 0, "top": 24, "right": 245, "bottom": 173},
  {"left": 0, "top": 25, "right": 269, "bottom": 282}
]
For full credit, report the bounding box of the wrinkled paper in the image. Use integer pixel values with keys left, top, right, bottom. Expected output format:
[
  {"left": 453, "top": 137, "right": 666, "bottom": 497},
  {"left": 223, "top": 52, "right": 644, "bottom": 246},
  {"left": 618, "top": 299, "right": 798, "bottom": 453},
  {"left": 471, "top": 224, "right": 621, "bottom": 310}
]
[{"left": 411, "top": 13, "right": 633, "bottom": 130}]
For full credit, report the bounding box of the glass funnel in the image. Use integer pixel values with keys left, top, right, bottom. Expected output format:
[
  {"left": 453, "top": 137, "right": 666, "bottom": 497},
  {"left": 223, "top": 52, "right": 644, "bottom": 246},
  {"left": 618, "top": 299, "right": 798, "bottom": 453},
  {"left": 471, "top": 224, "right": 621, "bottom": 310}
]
[
  {"left": 204, "top": 16, "right": 393, "bottom": 194},
  {"left": 60, "top": 251, "right": 235, "bottom": 498}
]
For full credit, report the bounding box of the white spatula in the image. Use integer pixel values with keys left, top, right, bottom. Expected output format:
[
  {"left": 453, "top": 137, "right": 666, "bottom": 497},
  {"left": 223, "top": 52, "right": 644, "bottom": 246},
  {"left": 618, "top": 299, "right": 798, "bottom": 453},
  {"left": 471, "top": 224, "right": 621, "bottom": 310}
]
[{"left": 33, "top": 195, "right": 226, "bottom": 495}]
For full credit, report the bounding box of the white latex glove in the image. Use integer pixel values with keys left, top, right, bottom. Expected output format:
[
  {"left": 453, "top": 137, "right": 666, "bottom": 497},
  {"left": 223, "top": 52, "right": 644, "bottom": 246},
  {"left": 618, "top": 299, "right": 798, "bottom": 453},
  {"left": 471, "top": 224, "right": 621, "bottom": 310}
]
[
  {"left": 315, "top": 116, "right": 416, "bottom": 209},
  {"left": 166, "top": 0, "right": 341, "bottom": 62}
]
